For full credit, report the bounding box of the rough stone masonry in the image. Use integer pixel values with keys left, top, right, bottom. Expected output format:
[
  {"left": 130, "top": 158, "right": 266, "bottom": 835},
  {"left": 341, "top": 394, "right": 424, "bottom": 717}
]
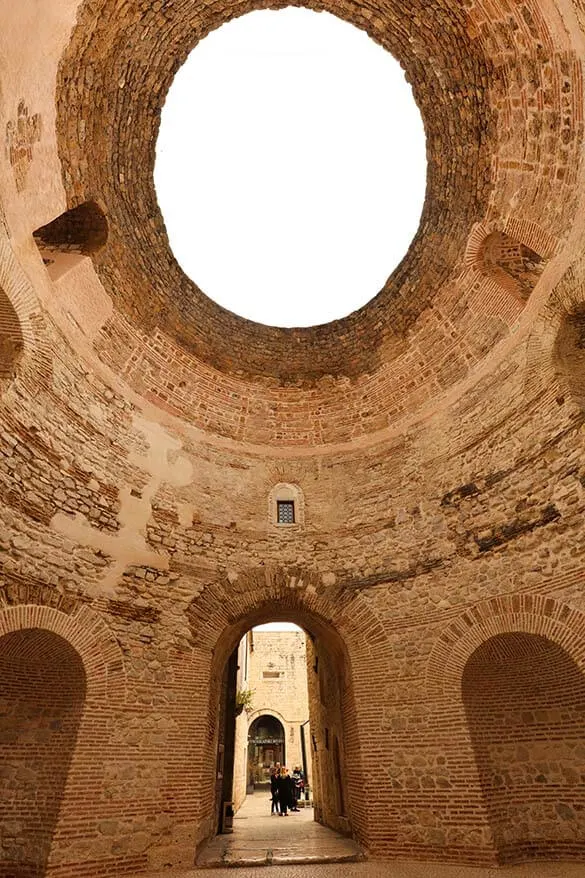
[{"left": 2, "top": 0, "right": 585, "bottom": 875}]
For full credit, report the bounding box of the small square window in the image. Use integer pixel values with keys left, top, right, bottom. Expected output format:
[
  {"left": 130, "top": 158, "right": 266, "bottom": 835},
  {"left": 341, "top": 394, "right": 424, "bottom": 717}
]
[{"left": 277, "top": 500, "right": 295, "bottom": 524}]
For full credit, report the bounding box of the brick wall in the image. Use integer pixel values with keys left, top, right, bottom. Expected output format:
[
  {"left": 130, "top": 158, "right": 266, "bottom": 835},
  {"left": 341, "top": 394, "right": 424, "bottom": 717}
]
[
  {"left": 0, "top": 629, "right": 85, "bottom": 876},
  {"left": 2, "top": 0, "right": 585, "bottom": 873},
  {"left": 463, "top": 632, "right": 585, "bottom": 862},
  {"left": 0, "top": 286, "right": 23, "bottom": 383}
]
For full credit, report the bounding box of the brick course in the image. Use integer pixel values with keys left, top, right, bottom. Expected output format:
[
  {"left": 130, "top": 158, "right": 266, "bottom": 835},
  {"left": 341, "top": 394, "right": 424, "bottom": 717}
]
[{"left": 2, "top": 0, "right": 585, "bottom": 873}]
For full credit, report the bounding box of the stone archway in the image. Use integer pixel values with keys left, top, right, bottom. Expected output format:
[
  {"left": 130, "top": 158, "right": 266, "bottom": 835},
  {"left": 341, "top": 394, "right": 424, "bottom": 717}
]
[
  {"left": 186, "top": 565, "right": 391, "bottom": 853},
  {"left": 208, "top": 603, "right": 357, "bottom": 839}
]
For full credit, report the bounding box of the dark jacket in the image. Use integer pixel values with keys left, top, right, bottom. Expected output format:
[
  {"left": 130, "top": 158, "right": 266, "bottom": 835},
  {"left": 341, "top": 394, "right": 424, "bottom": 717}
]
[{"left": 276, "top": 774, "right": 294, "bottom": 807}]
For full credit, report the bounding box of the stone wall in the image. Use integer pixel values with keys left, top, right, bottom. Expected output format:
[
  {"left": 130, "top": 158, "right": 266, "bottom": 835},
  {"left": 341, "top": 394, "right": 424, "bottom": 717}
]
[
  {"left": 306, "top": 636, "right": 351, "bottom": 835},
  {"left": 2, "top": 0, "right": 585, "bottom": 874},
  {"left": 2, "top": 297, "right": 585, "bottom": 870},
  {"left": 232, "top": 635, "right": 251, "bottom": 812}
]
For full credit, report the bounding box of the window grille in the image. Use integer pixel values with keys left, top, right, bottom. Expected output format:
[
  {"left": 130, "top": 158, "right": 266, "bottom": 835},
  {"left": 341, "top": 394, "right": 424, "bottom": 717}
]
[{"left": 277, "top": 500, "right": 295, "bottom": 524}]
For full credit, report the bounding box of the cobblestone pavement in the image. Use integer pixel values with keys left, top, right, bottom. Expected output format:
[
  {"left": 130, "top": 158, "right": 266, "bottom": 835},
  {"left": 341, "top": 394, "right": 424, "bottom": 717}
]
[{"left": 196, "top": 792, "right": 361, "bottom": 867}]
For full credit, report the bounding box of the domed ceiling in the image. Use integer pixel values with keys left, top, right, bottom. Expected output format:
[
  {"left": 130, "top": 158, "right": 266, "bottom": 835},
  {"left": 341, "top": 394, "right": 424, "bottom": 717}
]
[{"left": 52, "top": 0, "right": 583, "bottom": 447}]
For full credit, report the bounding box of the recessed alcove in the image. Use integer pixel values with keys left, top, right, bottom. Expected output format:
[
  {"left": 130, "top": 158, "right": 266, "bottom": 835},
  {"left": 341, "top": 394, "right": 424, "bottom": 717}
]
[
  {"left": 463, "top": 632, "right": 585, "bottom": 863},
  {"left": 0, "top": 286, "right": 24, "bottom": 387},
  {"left": 554, "top": 306, "right": 585, "bottom": 411},
  {"left": 34, "top": 201, "right": 108, "bottom": 281},
  {"left": 480, "top": 231, "right": 545, "bottom": 302},
  {"left": 0, "top": 628, "right": 86, "bottom": 875}
]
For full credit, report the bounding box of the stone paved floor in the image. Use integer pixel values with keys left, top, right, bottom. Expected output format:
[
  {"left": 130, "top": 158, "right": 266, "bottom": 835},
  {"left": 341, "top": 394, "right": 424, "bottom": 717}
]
[
  {"left": 124, "top": 794, "right": 585, "bottom": 877},
  {"left": 196, "top": 792, "right": 362, "bottom": 867},
  {"left": 143, "top": 860, "right": 585, "bottom": 877},
  {"left": 173, "top": 795, "right": 585, "bottom": 876}
]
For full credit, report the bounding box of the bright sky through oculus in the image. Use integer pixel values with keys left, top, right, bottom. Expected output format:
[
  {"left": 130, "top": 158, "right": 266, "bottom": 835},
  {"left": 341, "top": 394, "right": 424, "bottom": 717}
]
[{"left": 155, "top": 8, "right": 426, "bottom": 328}]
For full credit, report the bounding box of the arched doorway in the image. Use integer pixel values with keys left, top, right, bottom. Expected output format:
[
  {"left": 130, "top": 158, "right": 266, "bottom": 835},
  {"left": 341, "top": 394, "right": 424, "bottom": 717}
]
[
  {"left": 463, "top": 631, "right": 585, "bottom": 863},
  {"left": 207, "top": 610, "right": 356, "bottom": 841},
  {"left": 0, "top": 628, "right": 86, "bottom": 875},
  {"left": 186, "top": 566, "right": 391, "bottom": 856},
  {"left": 247, "top": 714, "right": 286, "bottom": 787}
]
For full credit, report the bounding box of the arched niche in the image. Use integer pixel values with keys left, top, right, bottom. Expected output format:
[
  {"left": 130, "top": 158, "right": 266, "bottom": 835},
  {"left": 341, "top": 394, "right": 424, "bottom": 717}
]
[
  {"left": 33, "top": 201, "right": 108, "bottom": 281},
  {"left": 462, "top": 632, "right": 585, "bottom": 864},
  {"left": 553, "top": 306, "right": 585, "bottom": 411},
  {"left": 479, "top": 231, "right": 545, "bottom": 302},
  {"left": 0, "top": 285, "right": 24, "bottom": 388},
  {"left": 0, "top": 628, "right": 86, "bottom": 875}
]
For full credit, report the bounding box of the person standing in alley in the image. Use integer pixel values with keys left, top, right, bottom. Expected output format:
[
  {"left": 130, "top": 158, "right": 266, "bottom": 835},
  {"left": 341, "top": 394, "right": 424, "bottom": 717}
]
[
  {"left": 270, "top": 763, "right": 280, "bottom": 815},
  {"left": 276, "top": 766, "right": 294, "bottom": 816},
  {"left": 291, "top": 766, "right": 303, "bottom": 810}
]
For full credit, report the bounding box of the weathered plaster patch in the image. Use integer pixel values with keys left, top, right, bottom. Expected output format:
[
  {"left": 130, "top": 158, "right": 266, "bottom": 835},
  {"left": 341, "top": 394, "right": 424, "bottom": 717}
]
[
  {"left": 5, "top": 101, "right": 41, "bottom": 193},
  {"left": 51, "top": 416, "right": 193, "bottom": 595}
]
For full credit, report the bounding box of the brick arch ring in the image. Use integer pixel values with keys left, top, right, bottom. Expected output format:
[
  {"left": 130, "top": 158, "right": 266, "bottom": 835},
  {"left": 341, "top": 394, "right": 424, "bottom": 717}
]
[
  {"left": 0, "top": 233, "right": 53, "bottom": 387},
  {"left": 0, "top": 602, "right": 127, "bottom": 705},
  {"left": 186, "top": 564, "right": 391, "bottom": 668},
  {"left": 188, "top": 564, "right": 390, "bottom": 847},
  {"left": 188, "top": 564, "right": 391, "bottom": 786},
  {"left": 523, "top": 257, "right": 585, "bottom": 401},
  {"left": 426, "top": 593, "right": 585, "bottom": 699}
]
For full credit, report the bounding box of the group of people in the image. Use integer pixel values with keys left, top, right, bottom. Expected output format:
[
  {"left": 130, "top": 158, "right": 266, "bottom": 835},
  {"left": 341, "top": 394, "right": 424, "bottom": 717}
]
[{"left": 269, "top": 764, "right": 305, "bottom": 816}]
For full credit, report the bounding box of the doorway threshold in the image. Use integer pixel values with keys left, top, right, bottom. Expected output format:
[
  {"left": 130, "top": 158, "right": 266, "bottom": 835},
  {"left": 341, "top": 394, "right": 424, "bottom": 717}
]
[{"left": 196, "top": 794, "right": 363, "bottom": 868}]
